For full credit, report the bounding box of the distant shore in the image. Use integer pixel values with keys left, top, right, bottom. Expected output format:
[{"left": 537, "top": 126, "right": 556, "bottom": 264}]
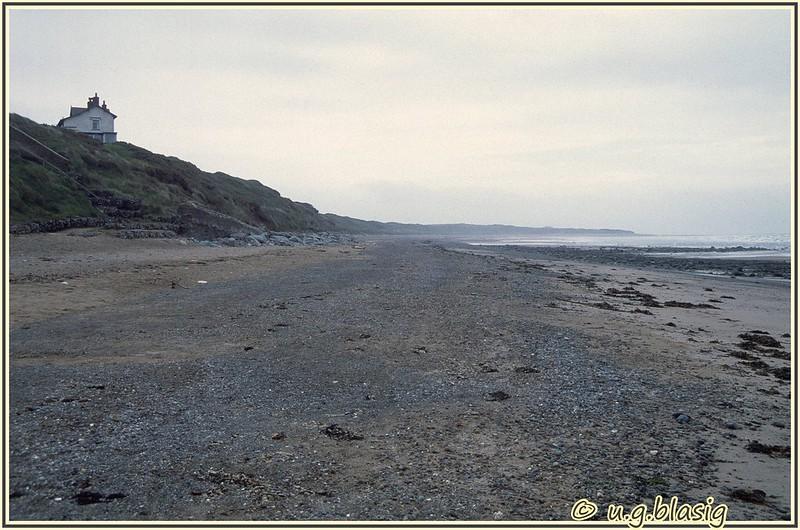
[{"left": 465, "top": 244, "right": 791, "bottom": 280}]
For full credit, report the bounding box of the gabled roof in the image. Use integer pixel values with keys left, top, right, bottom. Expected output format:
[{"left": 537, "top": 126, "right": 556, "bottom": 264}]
[{"left": 57, "top": 104, "right": 117, "bottom": 127}]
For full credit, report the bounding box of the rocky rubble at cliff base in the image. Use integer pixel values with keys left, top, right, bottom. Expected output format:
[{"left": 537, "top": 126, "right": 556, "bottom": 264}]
[{"left": 190, "top": 231, "right": 358, "bottom": 247}]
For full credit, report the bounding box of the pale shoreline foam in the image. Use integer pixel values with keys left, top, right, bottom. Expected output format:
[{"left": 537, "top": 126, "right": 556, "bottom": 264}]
[{"left": 465, "top": 233, "right": 790, "bottom": 260}]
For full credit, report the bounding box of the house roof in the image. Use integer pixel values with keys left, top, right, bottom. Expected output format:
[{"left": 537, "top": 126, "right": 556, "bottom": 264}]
[{"left": 57, "top": 105, "right": 117, "bottom": 127}]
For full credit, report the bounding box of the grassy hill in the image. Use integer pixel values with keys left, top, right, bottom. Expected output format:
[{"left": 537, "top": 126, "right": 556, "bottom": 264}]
[{"left": 9, "top": 113, "right": 334, "bottom": 232}]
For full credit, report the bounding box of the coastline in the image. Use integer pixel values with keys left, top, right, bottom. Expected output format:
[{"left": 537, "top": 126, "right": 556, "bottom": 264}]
[
  {"left": 468, "top": 243, "right": 791, "bottom": 279},
  {"left": 8, "top": 232, "right": 791, "bottom": 521}
]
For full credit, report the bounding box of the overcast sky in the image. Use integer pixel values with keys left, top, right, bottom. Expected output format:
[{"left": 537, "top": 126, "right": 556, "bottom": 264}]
[{"left": 9, "top": 7, "right": 792, "bottom": 234}]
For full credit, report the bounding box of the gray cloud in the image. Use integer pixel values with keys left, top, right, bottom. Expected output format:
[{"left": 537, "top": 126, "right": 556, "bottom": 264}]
[{"left": 9, "top": 7, "right": 792, "bottom": 234}]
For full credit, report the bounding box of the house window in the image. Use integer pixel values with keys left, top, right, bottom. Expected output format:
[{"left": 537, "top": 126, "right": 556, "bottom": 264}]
[{"left": 91, "top": 118, "right": 100, "bottom": 130}]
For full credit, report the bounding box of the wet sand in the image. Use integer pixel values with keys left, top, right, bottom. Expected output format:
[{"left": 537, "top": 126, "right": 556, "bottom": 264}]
[{"left": 8, "top": 231, "right": 792, "bottom": 521}]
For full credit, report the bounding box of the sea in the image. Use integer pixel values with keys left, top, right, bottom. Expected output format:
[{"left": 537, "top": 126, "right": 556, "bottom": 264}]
[{"left": 467, "top": 233, "right": 791, "bottom": 260}]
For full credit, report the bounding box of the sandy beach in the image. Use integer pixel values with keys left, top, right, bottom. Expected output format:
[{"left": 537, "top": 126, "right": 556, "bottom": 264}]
[{"left": 8, "top": 231, "right": 791, "bottom": 521}]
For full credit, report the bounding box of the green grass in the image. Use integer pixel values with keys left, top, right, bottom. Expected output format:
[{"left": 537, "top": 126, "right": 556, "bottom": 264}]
[
  {"left": 9, "top": 113, "right": 335, "bottom": 230},
  {"left": 9, "top": 154, "right": 96, "bottom": 223}
]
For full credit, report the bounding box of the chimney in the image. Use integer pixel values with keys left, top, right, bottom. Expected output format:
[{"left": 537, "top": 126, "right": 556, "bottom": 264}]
[
  {"left": 102, "top": 100, "right": 108, "bottom": 109},
  {"left": 87, "top": 93, "right": 100, "bottom": 108}
]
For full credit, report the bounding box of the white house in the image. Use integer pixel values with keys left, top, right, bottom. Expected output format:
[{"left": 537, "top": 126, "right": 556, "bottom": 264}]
[{"left": 57, "top": 93, "right": 117, "bottom": 144}]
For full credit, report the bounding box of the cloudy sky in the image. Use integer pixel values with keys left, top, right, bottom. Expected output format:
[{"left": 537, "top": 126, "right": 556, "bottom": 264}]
[{"left": 9, "top": 7, "right": 792, "bottom": 234}]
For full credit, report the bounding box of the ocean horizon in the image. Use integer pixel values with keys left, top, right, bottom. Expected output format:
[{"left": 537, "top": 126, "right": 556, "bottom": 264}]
[{"left": 467, "top": 233, "right": 791, "bottom": 259}]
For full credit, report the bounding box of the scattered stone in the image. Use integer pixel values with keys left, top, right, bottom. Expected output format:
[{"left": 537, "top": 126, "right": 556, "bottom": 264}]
[
  {"left": 322, "top": 424, "right": 363, "bottom": 441},
  {"left": 746, "top": 441, "right": 790, "bottom": 458},
  {"left": 189, "top": 229, "right": 357, "bottom": 248},
  {"left": 729, "top": 350, "right": 758, "bottom": 361},
  {"left": 737, "top": 342, "right": 762, "bottom": 352},
  {"left": 485, "top": 391, "right": 511, "bottom": 401},
  {"left": 664, "top": 301, "right": 719, "bottom": 309},
  {"left": 118, "top": 229, "right": 177, "bottom": 239},
  {"left": 673, "top": 413, "right": 691, "bottom": 424},
  {"left": 730, "top": 488, "right": 766, "bottom": 504},
  {"left": 72, "top": 491, "right": 126, "bottom": 505},
  {"left": 271, "top": 432, "right": 285, "bottom": 441},
  {"left": 243, "top": 346, "right": 254, "bottom": 351},
  {"left": 739, "top": 332, "right": 782, "bottom": 349},
  {"left": 514, "top": 366, "right": 539, "bottom": 374},
  {"left": 724, "top": 421, "right": 740, "bottom": 430},
  {"left": 604, "top": 287, "right": 661, "bottom": 307},
  {"left": 665, "top": 322, "right": 677, "bottom": 327},
  {"left": 593, "top": 301, "right": 620, "bottom": 311}
]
